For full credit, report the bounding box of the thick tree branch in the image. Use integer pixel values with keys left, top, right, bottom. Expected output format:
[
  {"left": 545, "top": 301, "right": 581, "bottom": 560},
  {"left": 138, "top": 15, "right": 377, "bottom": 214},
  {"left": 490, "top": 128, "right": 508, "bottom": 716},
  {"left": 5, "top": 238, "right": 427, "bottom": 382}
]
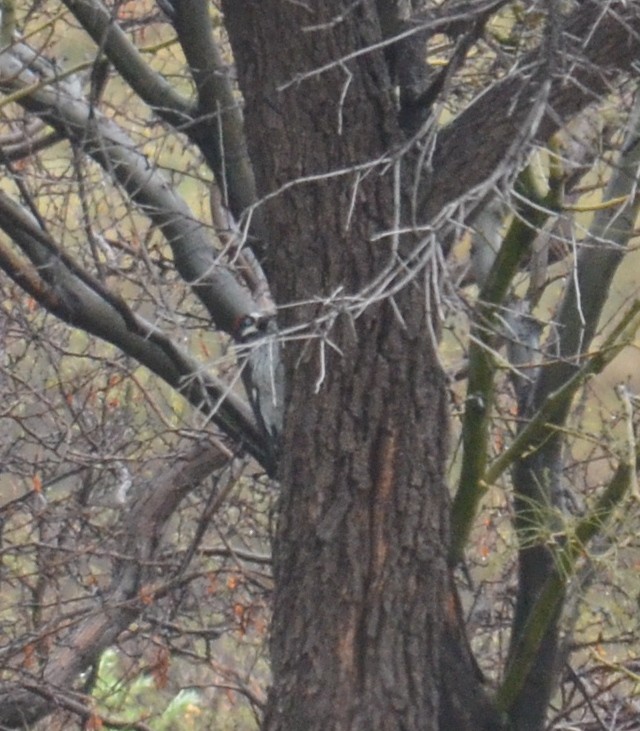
[
  {"left": 62, "top": 0, "right": 262, "bottom": 245},
  {"left": 506, "top": 87, "right": 640, "bottom": 731},
  {"left": 0, "top": 42, "right": 256, "bottom": 336},
  {"left": 422, "top": 1, "right": 640, "bottom": 225},
  {"left": 0, "top": 192, "right": 272, "bottom": 469},
  {"left": 497, "top": 459, "right": 634, "bottom": 716},
  {"left": 171, "top": 0, "right": 261, "bottom": 236},
  {"left": 61, "top": 0, "right": 193, "bottom": 126},
  {"left": 533, "top": 94, "right": 640, "bottom": 410},
  {"left": 450, "top": 165, "right": 559, "bottom": 565}
]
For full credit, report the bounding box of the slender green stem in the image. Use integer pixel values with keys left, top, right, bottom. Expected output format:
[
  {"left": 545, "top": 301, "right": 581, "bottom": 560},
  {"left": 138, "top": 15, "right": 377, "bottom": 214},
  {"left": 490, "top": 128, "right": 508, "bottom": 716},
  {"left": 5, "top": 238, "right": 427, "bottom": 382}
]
[{"left": 450, "top": 169, "right": 558, "bottom": 564}]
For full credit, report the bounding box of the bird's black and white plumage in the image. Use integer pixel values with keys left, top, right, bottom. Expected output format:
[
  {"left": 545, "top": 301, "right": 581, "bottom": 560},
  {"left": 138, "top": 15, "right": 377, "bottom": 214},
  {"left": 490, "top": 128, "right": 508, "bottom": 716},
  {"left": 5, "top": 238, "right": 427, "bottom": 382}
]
[{"left": 235, "top": 313, "right": 284, "bottom": 472}]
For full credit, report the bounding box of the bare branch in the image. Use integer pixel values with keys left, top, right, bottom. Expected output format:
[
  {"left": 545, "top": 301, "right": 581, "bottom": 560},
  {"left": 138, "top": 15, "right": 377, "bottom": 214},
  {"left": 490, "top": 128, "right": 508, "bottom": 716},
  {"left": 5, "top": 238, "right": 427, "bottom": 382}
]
[
  {"left": 0, "top": 439, "right": 230, "bottom": 727},
  {"left": 171, "top": 0, "right": 260, "bottom": 230},
  {"left": 423, "top": 1, "right": 640, "bottom": 226},
  {"left": 0, "top": 42, "right": 257, "bottom": 335},
  {"left": 63, "top": 0, "right": 262, "bottom": 242},
  {"left": 0, "top": 191, "right": 271, "bottom": 468}
]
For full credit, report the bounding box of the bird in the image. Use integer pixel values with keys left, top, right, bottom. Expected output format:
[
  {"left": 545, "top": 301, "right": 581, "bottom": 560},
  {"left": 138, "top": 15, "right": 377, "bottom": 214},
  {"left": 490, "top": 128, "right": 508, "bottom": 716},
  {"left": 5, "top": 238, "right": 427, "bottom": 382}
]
[{"left": 234, "top": 313, "right": 284, "bottom": 471}]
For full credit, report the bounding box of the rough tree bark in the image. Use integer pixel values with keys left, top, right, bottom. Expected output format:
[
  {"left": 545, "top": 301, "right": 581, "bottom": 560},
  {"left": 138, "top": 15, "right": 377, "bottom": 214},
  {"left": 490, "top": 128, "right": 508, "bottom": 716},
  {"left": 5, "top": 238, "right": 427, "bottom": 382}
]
[
  {"left": 0, "top": 0, "right": 638, "bottom": 728},
  {"left": 223, "top": 3, "right": 498, "bottom": 729},
  {"left": 222, "top": 2, "right": 640, "bottom": 731}
]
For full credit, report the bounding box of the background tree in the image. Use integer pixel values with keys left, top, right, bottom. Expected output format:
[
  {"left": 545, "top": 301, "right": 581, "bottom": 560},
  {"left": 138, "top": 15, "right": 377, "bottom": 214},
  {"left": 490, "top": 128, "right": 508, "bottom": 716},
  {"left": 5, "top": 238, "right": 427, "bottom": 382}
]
[{"left": 0, "top": 2, "right": 640, "bottom": 730}]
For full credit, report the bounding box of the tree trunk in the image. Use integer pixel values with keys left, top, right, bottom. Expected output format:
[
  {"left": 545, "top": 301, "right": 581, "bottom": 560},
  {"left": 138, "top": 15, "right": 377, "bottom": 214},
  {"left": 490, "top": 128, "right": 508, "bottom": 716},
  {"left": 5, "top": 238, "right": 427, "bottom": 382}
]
[{"left": 223, "top": 3, "right": 500, "bottom": 729}]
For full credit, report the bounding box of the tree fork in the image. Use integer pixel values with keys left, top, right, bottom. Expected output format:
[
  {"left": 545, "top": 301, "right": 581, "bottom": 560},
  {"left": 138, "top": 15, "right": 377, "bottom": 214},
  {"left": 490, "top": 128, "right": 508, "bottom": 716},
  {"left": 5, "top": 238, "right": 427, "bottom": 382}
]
[{"left": 223, "top": 3, "right": 494, "bottom": 729}]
